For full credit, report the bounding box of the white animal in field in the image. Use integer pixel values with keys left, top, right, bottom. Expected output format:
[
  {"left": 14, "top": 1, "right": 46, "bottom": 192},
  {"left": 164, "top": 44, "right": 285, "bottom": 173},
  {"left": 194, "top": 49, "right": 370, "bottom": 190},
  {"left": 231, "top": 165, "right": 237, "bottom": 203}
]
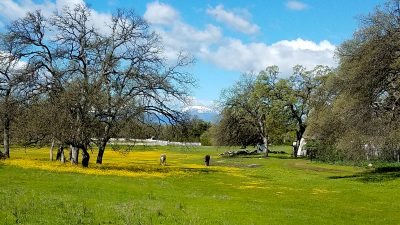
[{"left": 160, "top": 153, "right": 167, "bottom": 166}]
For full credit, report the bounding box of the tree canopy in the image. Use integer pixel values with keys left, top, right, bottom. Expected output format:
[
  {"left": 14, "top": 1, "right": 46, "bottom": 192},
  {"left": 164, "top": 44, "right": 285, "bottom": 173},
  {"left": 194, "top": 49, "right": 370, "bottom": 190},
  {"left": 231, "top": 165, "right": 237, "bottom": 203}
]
[{"left": 215, "top": 65, "right": 326, "bottom": 156}]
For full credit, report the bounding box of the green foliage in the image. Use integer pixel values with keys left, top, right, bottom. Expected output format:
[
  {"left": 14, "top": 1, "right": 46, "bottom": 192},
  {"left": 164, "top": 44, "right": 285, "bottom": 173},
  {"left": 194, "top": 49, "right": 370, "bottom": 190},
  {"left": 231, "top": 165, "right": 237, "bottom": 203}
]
[
  {"left": 184, "top": 118, "right": 211, "bottom": 142},
  {"left": 199, "top": 129, "right": 212, "bottom": 146},
  {"left": 307, "top": 0, "right": 400, "bottom": 162},
  {"left": 216, "top": 68, "right": 292, "bottom": 149},
  {"left": 211, "top": 107, "right": 260, "bottom": 147},
  {"left": 154, "top": 118, "right": 211, "bottom": 143},
  {"left": 216, "top": 65, "right": 328, "bottom": 152},
  {"left": 303, "top": 139, "right": 342, "bottom": 162}
]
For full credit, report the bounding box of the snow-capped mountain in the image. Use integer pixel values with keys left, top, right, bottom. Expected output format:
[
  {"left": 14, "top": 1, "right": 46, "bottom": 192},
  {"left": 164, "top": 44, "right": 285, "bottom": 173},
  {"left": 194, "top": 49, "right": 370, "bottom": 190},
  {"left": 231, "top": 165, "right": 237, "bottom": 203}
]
[{"left": 184, "top": 105, "right": 218, "bottom": 122}]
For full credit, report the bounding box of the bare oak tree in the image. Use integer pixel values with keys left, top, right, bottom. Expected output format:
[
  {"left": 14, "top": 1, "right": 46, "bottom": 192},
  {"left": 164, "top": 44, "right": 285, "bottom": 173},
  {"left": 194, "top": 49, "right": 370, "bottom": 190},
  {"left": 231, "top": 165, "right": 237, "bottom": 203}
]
[
  {"left": 91, "top": 10, "right": 194, "bottom": 164},
  {"left": 5, "top": 4, "right": 194, "bottom": 166}
]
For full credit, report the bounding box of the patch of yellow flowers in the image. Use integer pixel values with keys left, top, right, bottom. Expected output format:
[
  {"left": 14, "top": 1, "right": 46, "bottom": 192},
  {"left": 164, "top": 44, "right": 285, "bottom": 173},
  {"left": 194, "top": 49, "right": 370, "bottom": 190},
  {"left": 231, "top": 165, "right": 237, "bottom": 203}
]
[{"left": 2, "top": 147, "right": 242, "bottom": 178}]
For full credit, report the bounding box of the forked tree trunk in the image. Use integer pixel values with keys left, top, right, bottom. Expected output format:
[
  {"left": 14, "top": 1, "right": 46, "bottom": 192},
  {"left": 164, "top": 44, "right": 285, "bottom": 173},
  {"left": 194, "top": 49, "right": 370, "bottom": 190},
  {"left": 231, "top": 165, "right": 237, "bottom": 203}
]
[
  {"left": 70, "top": 145, "right": 79, "bottom": 165},
  {"left": 3, "top": 116, "right": 10, "bottom": 158},
  {"left": 293, "top": 126, "right": 306, "bottom": 158}
]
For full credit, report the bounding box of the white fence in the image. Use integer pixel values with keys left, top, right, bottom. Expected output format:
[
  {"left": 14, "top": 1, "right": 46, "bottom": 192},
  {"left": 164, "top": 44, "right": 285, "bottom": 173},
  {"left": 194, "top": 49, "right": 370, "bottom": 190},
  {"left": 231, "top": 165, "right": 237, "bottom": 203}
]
[{"left": 108, "top": 138, "right": 201, "bottom": 146}]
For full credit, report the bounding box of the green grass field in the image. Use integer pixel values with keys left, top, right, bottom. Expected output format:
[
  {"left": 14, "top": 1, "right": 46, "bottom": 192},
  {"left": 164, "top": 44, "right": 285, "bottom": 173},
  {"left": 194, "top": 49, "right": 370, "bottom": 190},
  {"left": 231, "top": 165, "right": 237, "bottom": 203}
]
[{"left": 0, "top": 145, "right": 399, "bottom": 224}]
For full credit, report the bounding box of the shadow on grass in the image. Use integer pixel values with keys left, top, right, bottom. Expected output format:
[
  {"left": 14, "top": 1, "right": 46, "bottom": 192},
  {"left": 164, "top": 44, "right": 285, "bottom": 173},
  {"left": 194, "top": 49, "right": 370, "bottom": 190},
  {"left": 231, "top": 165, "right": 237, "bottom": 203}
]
[
  {"left": 220, "top": 152, "right": 293, "bottom": 160},
  {"left": 329, "top": 166, "right": 400, "bottom": 183},
  {"left": 269, "top": 155, "right": 297, "bottom": 160},
  {"left": 96, "top": 164, "right": 217, "bottom": 174},
  {"left": 213, "top": 162, "right": 264, "bottom": 169}
]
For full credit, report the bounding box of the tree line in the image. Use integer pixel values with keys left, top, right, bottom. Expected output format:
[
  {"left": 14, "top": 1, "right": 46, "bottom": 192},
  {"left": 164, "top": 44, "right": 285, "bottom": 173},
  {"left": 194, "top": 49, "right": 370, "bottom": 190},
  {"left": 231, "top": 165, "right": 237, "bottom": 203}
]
[{"left": 212, "top": 0, "right": 400, "bottom": 162}]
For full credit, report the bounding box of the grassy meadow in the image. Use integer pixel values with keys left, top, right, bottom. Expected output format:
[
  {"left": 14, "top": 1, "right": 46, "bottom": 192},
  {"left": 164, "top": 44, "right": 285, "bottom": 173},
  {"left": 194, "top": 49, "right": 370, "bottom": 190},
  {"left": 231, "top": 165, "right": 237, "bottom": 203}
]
[{"left": 0, "top": 145, "right": 399, "bottom": 224}]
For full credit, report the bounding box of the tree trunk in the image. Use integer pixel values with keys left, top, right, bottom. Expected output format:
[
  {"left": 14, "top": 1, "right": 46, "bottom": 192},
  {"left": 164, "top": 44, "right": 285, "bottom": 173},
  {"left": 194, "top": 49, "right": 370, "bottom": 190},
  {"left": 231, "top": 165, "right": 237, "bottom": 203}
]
[
  {"left": 96, "top": 140, "right": 107, "bottom": 164},
  {"left": 97, "top": 124, "right": 111, "bottom": 164},
  {"left": 70, "top": 145, "right": 79, "bottom": 165},
  {"left": 257, "top": 116, "right": 269, "bottom": 158},
  {"left": 50, "top": 139, "right": 55, "bottom": 161},
  {"left": 3, "top": 116, "right": 10, "bottom": 158},
  {"left": 293, "top": 139, "right": 300, "bottom": 158},
  {"left": 397, "top": 150, "right": 400, "bottom": 163},
  {"left": 61, "top": 150, "right": 65, "bottom": 163},
  {"left": 69, "top": 145, "right": 72, "bottom": 161},
  {"left": 81, "top": 145, "right": 90, "bottom": 167},
  {"left": 56, "top": 144, "right": 65, "bottom": 163},
  {"left": 293, "top": 127, "right": 306, "bottom": 158},
  {"left": 263, "top": 136, "right": 269, "bottom": 157}
]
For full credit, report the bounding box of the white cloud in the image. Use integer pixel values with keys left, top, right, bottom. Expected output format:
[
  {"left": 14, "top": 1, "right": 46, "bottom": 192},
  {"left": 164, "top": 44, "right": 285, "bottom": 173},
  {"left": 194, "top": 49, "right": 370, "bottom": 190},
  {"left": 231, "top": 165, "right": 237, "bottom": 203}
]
[
  {"left": 286, "top": 1, "right": 308, "bottom": 11},
  {"left": 0, "top": 0, "right": 55, "bottom": 20},
  {"left": 202, "top": 38, "right": 336, "bottom": 74},
  {"left": 1, "top": 1, "right": 336, "bottom": 77},
  {"left": 0, "top": 51, "right": 27, "bottom": 70},
  {"left": 155, "top": 23, "right": 222, "bottom": 61},
  {"left": 207, "top": 5, "right": 260, "bottom": 35},
  {"left": 144, "top": 1, "right": 221, "bottom": 62},
  {"left": 144, "top": 1, "right": 179, "bottom": 25},
  {"left": 0, "top": 0, "right": 89, "bottom": 20},
  {"left": 87, "top": 11, "right": 113, "bottom": 34},
  {"left": 0, "top": 0, "right": 111, "bottom": 33},
  {"left": 143, "top": 2, "right": 336, "bottom": 74}
]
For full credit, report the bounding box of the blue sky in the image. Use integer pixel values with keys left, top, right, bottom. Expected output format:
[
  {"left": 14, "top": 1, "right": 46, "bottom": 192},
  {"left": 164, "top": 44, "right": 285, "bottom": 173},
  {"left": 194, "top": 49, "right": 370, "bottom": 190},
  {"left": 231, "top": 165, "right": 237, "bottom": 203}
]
[{"left": 0, "top": 0, "right": 385, "bottom": 111}]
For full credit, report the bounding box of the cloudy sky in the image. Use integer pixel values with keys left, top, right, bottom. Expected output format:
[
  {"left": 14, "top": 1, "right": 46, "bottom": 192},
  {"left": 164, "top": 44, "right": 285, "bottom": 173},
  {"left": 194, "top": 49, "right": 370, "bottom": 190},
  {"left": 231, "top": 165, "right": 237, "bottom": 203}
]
[{"left": 0, "top": 0, "right": 384, "bottom": 111}]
